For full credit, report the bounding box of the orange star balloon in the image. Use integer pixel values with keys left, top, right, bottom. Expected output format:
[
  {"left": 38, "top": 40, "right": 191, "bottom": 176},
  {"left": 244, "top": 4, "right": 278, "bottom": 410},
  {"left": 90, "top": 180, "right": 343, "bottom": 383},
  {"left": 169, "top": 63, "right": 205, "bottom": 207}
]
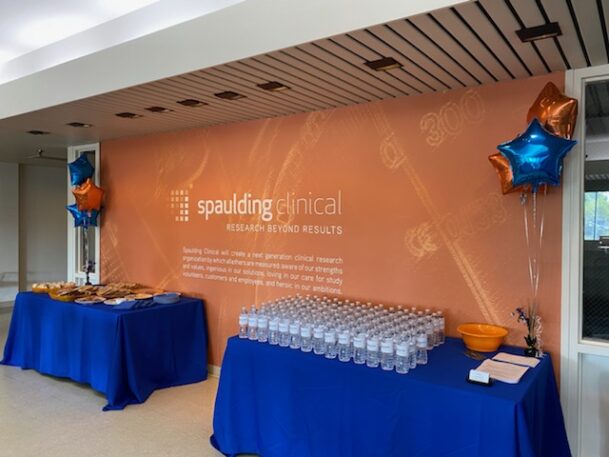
[
  {"left": 527, "top": 82, "right": 578, "bottom": 139},
  {"left": 73, "top": 178, "right": 104, "bottom": 211},
  {"left": 488, "top": 152, "right": 528, "bottom": 195}
]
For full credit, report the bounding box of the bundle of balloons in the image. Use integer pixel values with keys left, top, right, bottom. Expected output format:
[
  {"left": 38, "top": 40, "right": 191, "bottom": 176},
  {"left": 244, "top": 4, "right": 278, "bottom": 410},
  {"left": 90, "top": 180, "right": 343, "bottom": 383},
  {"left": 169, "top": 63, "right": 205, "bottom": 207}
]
[
  {"left": 488, "top": 82, "right": 578, "bottom": 357},
  {"left": 489, "top": 82, "right": 578, "bottom": 193},
  {"left": 66, "top": 155, "right": 104, "bottom": 227}
]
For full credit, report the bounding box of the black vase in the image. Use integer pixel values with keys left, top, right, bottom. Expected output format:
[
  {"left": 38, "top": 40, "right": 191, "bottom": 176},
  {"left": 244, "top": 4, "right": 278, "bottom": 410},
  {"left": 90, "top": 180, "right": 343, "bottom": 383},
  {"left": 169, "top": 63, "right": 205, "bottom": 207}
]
[{"left": 524, "top": 346, "right": 538, "bottom": 357}]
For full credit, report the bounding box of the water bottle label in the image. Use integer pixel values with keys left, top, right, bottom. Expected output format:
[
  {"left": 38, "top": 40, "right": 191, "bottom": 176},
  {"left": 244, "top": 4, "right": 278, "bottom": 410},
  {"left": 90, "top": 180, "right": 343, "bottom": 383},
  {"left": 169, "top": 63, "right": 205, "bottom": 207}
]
[
  {"left": 314, "top": 328, "right": 324, "bottom": 338},
  {"left": 324, "top": 333, "right": 336, "bottom": 343},
  {"left": 279, "top": 322, "right": 289, "bottom": 332},
  {"left": 301, "top": 327, "right": 312, "bottom": 338},
  {"left": 239, "top": 316, "right": 248, "bottom": 325},
  {"left": 367, "top": 340, "right": 379, "bottom": 351},
  {"left": 353, "top": 337, "right": 365, "bottom": 348},
  {"left": 248, "top": 317, "right": 258, "bottom": 327},
  {"left": 416, "top": 335, "right": 427, "bottom": 348},
  {"left": 396, "top": 347, "right": 408, "bottom": 357},
  {"left": 269, "top": 320, "right": 279, "bottom": 331},
  {"left": 381, "top": 341, "right": 394, "bottom": 354}
]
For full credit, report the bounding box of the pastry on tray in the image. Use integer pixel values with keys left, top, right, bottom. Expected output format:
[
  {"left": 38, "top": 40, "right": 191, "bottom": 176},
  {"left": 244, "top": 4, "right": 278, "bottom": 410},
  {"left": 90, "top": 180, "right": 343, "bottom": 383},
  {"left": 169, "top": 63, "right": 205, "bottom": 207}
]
[{"left": 32, "top": 281, "right": 76, "bottom": 294}]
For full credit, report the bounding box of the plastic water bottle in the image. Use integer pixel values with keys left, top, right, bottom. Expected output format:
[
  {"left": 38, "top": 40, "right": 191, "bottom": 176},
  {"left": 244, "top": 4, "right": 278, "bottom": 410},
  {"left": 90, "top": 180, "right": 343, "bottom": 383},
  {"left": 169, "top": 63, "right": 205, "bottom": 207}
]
[
  {"left": 416, "top": 333, "right": 428, "bottom": 365},
  {"left": 353, "top": 334, "right": 366, "bottom": 365},
  {"left": 437, "top": 311, "right": 445, "bottom": 345},
  {"left": 247, "top": 308, "right": 258, "bottom": 341},
  {"left": 380, "top": 338, "right": 395, "bottom": 371},
  {"left": 313, "top": 326, "right": 325, "bottom": 355},
  {"left": 324, "top": 330, "right": 337, "bottom": 359},
  {"left": 425, "top": 318, "right": 435, "bottom": 349},
  {"left": 257, "top": 314, "right": 268, "bottom": 343},
  {"left": 337, "top": 331, "right": 351, "bottom": 362},
  {"left": 300, "top": 324, "right": 313, "bottom": 352},
  {"left": 268, "top": 317, "right": 279, "bottom": 345},
  {"left": 289, "top": 321, "right": 301, "bottom": 349},
  {"left": 279, "top": 320, "right": 290, "bottom": 347},
  {"left": 366, "top": 336, "right": 380, "bottom": 368},
  {"left": 408, "top": 335, "right": 417, "bottom": 369},
  {"left": 395, "top": 341, "right": 409, "bottom": 374},
  {"left": 238, "top": 307, "right": 248, "bottom": 339}
]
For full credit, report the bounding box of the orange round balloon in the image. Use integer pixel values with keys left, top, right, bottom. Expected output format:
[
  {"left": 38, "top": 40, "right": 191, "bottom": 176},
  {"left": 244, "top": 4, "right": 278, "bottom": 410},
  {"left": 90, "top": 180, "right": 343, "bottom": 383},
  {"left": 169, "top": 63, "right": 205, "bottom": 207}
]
[
  {"left": 488, "top": 152, "right": 528, "bottom": 195},
  {"left": 527, "top": 82, "right": 578, "bottom": 139},
  {"left": 73, "top": 178, "right": 104, "bottom": 211}
]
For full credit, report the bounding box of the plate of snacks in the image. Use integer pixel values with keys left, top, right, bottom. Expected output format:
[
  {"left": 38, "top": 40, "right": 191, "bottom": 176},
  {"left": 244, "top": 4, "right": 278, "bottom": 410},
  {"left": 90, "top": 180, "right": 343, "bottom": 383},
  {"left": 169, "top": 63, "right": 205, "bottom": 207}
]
[
  {"left": 75, "top": 296, "right": 105, "bottom": 305},
  {"left": 124, "top": 293, "right": 153, "bottom": 300}
]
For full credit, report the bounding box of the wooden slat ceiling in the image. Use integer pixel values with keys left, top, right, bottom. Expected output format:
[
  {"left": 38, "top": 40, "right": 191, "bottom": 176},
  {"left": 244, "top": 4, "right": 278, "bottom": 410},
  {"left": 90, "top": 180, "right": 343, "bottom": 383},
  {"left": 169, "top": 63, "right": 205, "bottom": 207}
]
[{"left": 2, "top": 0, "right": 609, "bottom": 164}]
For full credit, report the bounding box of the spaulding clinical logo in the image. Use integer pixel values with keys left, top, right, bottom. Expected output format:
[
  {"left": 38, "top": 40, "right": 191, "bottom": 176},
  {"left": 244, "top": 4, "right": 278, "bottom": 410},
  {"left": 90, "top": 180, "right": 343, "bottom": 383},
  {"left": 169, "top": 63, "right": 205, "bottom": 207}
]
[{"left": 196, "top": 191, "right": 342, "bottom": 222}]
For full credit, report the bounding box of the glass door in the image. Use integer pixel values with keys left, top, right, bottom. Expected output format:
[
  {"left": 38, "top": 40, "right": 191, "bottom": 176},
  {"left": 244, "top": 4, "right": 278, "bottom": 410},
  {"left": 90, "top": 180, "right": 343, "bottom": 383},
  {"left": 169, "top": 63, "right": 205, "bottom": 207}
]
[{"left": 563, "top": 69, "right": 609, "bottom": 457}]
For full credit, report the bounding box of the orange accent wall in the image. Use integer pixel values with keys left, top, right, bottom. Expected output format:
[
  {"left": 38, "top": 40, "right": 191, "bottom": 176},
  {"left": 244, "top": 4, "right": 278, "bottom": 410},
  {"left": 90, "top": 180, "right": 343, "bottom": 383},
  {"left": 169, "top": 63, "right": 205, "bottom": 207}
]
[{"left": 101, "top": 72, "right": 564, "bottom": 368}]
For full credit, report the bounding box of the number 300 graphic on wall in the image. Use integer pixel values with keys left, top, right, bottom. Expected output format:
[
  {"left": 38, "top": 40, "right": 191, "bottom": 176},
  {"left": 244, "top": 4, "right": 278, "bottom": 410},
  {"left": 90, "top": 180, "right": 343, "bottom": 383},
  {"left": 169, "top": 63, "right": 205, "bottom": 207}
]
[{"left": 420, "top": 90, "right": 485, "bottom": 147}]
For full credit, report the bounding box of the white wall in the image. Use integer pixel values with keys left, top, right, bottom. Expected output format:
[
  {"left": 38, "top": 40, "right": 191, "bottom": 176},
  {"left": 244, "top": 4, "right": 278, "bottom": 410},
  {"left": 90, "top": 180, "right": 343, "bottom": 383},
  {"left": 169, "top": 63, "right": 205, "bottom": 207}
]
[
  {"left": 19, "top": 165, "right": 67, "bottom": 288},
  {"left": 0, "top": 162, "right": 18, "bottom": 304}
]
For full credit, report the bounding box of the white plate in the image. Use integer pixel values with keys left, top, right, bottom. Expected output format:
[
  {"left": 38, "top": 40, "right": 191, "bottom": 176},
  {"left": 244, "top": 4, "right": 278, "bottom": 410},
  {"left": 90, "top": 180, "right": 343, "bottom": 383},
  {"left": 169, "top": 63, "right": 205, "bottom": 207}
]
[
  {"left": 104, "top": 298, "right": 127, "bottom": 306},
  {"left": 75, "top": 296, "right": 105, "bottom": 305}
]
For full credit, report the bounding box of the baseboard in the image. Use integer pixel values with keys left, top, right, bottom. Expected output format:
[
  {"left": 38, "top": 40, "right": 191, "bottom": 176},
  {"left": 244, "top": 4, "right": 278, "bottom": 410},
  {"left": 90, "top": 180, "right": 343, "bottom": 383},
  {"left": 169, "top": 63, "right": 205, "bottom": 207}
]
[{"left": 208, "top": 364, "right": 221, "bottom": 378}]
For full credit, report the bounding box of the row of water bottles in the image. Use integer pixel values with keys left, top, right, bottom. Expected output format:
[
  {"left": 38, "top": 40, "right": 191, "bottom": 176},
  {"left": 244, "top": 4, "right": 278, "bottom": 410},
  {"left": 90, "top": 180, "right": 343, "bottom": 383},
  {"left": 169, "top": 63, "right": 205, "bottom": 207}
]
[{"left": 238, "top": 294, "right": 446, "bottom": 374}]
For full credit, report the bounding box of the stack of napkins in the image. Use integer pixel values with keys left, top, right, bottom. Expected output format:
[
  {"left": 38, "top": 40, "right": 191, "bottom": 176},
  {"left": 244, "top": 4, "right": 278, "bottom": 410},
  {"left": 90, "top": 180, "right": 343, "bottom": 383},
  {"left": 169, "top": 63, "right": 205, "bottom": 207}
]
[
  {"left": 492, "top": 352, "right": 540, "bottom": 368},
  {"left": 475, "top": 353, "right": 539, "bottom": 384},
  {"left": 476, "top": 360, "right": 528, "bottom": 384}
]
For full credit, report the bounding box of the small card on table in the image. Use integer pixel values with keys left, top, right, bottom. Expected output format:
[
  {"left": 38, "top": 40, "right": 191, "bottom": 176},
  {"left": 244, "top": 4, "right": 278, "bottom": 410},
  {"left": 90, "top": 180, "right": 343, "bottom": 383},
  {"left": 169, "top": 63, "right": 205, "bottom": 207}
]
[{"left": 468, "top": 369, "right": 491, "bottom": 385}]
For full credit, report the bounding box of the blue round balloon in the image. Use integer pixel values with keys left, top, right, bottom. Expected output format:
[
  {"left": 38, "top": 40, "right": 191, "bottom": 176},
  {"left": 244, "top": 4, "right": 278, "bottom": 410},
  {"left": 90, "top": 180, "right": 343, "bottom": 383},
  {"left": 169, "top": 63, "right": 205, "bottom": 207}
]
[
  {"left": 66, "top": 204, "right": 99, "bottom": 227},
  {"left": 68, "top": 155, "right": 94, "bottom": 186},
  {"left": 497, "top": 118, "right": 576, "bottom": 192}
]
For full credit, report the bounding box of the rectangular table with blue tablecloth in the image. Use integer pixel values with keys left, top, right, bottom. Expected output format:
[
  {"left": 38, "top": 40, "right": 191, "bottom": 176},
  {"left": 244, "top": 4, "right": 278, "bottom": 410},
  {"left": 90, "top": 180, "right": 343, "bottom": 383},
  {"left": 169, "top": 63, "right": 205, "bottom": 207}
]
[
  {"left": 211, "top": 336, "right": 570, "bottom": 457},
  {"left": 1, "top": 292, "right": 208, "bottom": 410}
]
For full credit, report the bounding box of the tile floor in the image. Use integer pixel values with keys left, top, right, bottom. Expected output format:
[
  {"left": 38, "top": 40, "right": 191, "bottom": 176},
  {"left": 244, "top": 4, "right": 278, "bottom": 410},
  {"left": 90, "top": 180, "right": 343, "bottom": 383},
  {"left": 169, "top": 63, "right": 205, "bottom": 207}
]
[{"left": 0, "top": 307, "right": 256, "bottom": 457}]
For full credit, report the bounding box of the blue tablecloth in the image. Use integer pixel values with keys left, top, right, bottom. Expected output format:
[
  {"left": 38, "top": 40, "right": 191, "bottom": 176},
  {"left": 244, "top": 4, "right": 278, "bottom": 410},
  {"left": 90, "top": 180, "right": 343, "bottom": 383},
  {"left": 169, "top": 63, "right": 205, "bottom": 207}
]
[
  {"left": 211, "top": 337, "right": 570, "bottom": 457},
  {"left": 1, "top": 292, "right": 208, "bottom": 410}
]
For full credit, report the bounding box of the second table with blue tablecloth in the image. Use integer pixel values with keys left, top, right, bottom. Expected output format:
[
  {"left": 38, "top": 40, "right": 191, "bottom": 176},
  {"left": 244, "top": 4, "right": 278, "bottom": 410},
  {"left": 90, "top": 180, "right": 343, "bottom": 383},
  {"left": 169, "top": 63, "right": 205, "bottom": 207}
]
[
  {"left": 211, "top": 336, "right": 571, "bottom": 457},
  {"left": 1, "top": 291, "right": 208, "bottom": 410}
]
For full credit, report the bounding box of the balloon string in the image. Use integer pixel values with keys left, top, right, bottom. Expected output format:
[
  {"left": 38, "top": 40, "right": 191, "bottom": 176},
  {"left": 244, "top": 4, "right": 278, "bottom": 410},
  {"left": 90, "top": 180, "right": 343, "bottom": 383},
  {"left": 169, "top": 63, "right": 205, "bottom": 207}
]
[
  {"left": 534, "top": 185, "right": 547, "bottom": 311},
  {"left": 522, "top": 186, "right": 548, "bottom": 315},
  {"left": 83, "top": 225, "right": 89, "bottom": 278},
  {"left": 522, "top": 193, "right": 535, "bottom": 302}
]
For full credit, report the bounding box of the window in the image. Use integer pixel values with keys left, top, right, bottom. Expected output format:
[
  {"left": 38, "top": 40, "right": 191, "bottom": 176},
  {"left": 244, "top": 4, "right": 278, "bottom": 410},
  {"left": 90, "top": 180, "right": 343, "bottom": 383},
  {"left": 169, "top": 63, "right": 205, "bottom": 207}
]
[{"left": 584, "top": 191, "right": 609, "bottom": 240}]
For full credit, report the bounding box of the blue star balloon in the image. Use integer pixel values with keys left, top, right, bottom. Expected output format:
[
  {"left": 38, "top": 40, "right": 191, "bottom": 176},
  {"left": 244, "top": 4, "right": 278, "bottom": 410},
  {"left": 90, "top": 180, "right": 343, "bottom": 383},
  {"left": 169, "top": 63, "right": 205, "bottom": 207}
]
[
  {"left": 66, "top": 204, "right": 99, "bottom": 227},
  {"left": 68, "top": 155, "right": 94, "bottom": 186},
  {"left": 497, "top": 118, "right": 576, "bottom": 192}
]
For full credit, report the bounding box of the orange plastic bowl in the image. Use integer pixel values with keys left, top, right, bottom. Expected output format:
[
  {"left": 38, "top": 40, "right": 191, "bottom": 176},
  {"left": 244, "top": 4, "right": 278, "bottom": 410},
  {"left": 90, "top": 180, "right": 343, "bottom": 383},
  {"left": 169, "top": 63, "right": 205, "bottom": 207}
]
[{"left": 457, "top": 323, "right": 508, "bottom": 352}]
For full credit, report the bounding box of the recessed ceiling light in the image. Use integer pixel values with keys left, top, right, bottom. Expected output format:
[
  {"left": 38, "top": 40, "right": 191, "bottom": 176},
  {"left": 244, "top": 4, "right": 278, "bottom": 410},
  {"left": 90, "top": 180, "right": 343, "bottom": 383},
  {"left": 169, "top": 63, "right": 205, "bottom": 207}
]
[
  {"left": 257, "top": 81, "right": 290, "bottom": 92},
  {"left": 215, "top": 91, "right": 246, "bottom": 100},
  {"left": 364, "top": 57, "right": 402, "bottom": 72},
  {"left": 27, "top": 130, "right": 50, "bottom": 135},
  {"left": 66, "top": 122, "right": 93, "bottom": 128},
  {"left": 145, "top": 106, "right": 174, "bottom": 113},
  {"left": 115, "top": 112, "right": 143, "bottom": 119},
  {"left": 516, "top": 22, "right": 562, "bottom": 42},
  {"left": 176, "top": 99, "right": 208, "bottom": 107}
]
